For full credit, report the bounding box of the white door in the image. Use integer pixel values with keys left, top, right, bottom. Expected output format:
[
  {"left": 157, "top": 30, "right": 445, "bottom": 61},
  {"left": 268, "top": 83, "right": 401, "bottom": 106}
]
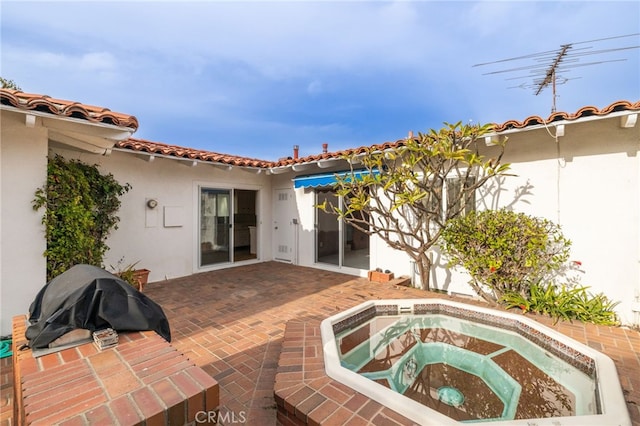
[{"left": 273, "top": 189, "right": 294, "bottom": 263}]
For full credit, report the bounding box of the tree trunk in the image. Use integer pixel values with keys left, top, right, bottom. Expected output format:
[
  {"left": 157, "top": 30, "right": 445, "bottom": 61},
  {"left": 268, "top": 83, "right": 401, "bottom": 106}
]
[{"left": 416, "top": 255, "right": 432, "bottom": 291}]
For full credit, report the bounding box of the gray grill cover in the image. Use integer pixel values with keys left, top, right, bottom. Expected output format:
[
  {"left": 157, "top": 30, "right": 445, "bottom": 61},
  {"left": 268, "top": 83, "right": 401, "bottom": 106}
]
[{"left": 26, "top": 264, "right": 171, "bottom": 349}]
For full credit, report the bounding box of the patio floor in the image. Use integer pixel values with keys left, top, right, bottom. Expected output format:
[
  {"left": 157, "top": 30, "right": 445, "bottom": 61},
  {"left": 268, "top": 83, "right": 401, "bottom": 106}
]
[{"left": 4, "top": 261, "right": 640, "bottom": 425}]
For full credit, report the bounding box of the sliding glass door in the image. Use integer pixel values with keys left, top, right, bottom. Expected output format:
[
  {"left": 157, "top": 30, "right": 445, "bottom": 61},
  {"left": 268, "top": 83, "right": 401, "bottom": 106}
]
[
  {"left": 315, "top": 189, "right": 369, "bottom": 270},
  {"left": 200, "top": 187, "right": 258, "bottom": 267},
  {"left": 200, "top": 189, "right": 231, "bottom": 266}
]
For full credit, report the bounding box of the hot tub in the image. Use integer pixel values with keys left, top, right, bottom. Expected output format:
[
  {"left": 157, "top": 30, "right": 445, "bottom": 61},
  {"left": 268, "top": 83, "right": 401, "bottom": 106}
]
[{"left": 320, "top": 299, "right": 630, "bottom": 425}]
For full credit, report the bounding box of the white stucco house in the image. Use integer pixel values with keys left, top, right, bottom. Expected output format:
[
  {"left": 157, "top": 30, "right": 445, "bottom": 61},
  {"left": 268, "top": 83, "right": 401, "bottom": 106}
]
[{"left": 1, "top": 88, "right": 639, "bottom": 336}]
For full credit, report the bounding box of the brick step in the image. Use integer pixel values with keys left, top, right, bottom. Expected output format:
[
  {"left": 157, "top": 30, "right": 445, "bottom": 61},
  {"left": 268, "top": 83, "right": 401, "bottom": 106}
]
[{"left": 12, "top": 315, "right": 219, "bottom": 425}]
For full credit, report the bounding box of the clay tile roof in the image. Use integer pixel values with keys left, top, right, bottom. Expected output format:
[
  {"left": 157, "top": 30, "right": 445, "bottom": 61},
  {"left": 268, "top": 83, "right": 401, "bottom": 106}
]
[
  {"left": 118, "top": 99, "right": 639, "bottom": 169},
  {"left": 116, "top": 138, "right": 273, "bottom": 168},
  {"left": 0, "top": 89, "right": 139, "bottom": 130},
  {"left": 491, "top": 100, "right": 640, "bottom": 132},
  {"left": 4, "top": 87, "right": 636, "bottom": 168}
]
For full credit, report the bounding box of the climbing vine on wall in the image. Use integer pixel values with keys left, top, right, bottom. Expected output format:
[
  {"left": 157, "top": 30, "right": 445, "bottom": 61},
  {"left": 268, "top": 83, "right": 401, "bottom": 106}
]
[{"left": 33, "top": 155, "right": 131, "bottom": 281}]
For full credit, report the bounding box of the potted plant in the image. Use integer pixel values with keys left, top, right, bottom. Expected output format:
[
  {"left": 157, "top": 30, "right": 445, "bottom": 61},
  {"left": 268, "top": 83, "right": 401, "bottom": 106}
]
[
  {"left": 368, "top": 268, "right": 394, "bottom": 283},
  {"left": 110, "top": 259, "right": 150, "bottom": 291}
]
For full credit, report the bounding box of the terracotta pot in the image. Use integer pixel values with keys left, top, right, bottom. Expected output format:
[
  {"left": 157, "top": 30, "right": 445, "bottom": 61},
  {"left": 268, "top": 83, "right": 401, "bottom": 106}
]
[
  {"left": 132, "top": 269, "right": 150, "bottom": 291},
  {"left": 368, "top": 270, "right": 394, "bottom": 283}
]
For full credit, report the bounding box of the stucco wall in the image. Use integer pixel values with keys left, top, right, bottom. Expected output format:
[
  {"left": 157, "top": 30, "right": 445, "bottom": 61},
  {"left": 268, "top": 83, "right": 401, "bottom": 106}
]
[
  {"left": 492, "top": 119, "right": 640, "bottom": 325},
  {"left": 53, "top": 148, "right": 272, "bottom": 283},
  {"left": 375, "top": 118, "right": 640, "bottom": 324},
  {"left": 0, "top": 111, "right": 48, "bottom": 336},
  {"left": 283, "top": 117, "right": 640, "bottom": 325}
]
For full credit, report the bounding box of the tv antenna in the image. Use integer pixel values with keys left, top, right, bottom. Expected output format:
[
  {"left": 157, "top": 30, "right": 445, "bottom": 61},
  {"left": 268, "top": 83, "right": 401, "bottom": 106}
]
[{"left": 473, "top": 33, "right": 640, "bottom": 113}]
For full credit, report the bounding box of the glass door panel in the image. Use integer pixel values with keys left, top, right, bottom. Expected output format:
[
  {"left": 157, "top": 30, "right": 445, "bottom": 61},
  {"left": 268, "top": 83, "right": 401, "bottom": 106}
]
[
  {"left": 233, "top": 190, "right": 258, "bottom": 262},
  {"left": 316, "top": 191, "right": 339, "bottom": 266},
  {"left": 343, "top": 216, "right": 370, "bottom": 269},
  {"left": 200, "top": 188, "right": 231, "bottom": 266},
  {"left": 316, "top": 189, "right": 370, "bottom": 270}
]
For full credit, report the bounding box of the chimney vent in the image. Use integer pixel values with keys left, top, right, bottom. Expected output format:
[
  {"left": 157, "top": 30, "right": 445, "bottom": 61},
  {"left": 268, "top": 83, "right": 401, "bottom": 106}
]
[
  {"left": 322, "top": 143, "right": 328, "bottom": 154},
  {"left": 293, "top": 145, "right": 299, "bottom": 160},
  {"left": 408, "top": 130, "right": 414, "bottom": 138}
]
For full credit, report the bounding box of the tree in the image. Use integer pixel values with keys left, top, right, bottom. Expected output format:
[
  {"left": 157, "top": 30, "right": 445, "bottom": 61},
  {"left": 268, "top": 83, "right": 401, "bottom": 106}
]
[
  {"left": 0, "top": 77, "right": 21, "bottom": 90},
  {"left": 33, "top": 155, "right": 131, "bottom": 281},
  {"left": 318, "top": 122, "right": 510, "bottom": 290}
]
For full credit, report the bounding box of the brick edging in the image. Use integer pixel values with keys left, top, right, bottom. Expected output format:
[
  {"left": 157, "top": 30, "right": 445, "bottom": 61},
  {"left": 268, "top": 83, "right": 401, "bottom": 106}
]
[{"left": 274, "top": 320, "right": 415, "bottom": 425}]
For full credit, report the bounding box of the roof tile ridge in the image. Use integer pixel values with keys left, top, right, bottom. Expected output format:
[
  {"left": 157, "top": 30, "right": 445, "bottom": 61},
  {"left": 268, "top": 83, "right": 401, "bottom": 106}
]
[
  {"left": 119, "top": 137, "right": 277, "bottom": 167},
  {"left": 0, "top": 89, "right": 138, "bottom": 129},
  {"left": 492, "top": 99, "right": 639, "bottom": 132}
]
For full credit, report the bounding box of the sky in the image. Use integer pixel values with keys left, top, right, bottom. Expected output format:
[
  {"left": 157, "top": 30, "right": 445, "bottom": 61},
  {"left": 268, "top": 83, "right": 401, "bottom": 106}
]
[{"left": 1, "top": 1, "right": 639, "bottom": 161}]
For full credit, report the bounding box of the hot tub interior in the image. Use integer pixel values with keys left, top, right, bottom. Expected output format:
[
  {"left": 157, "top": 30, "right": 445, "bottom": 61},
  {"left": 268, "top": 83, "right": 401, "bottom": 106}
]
[{"left": 321, "top": 300, "right": 630, "bottom": 426}]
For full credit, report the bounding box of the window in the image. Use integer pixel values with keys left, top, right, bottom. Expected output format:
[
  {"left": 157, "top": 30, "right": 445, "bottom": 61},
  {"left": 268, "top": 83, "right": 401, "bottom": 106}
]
[
  {"left": 419, "top": 175, "right": 476, "bottom": 222},
  {"left": 446, "top": 176, "right": 476, "bottom": 217}
]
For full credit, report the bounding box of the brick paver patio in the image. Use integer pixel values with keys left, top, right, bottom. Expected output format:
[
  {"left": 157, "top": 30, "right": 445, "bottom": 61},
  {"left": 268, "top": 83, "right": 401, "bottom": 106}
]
[{"left": 4, "top": 261, "right": 640, "bottom": 425}]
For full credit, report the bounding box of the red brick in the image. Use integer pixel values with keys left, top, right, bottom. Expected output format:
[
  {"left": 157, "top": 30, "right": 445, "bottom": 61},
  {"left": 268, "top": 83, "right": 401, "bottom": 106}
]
[
  {"left": 166, "top": 400, "right": 186, "bottom": 426},
  {"left": 308, "top": 400, "right": 340, "bottom": 426},
  {"left": 205, "top": 383, "right": 219, "bottom": 411},
  {"left": 59, "top": 347, "right": 81, "bottom": 364},
  {"left": 84, "top": 405, "right": 115, "bottom": 424},
  {"left": 185, "top": 392, "right": 204, "bottom": 423},
  {"left": 118, "top": 340, "right": 172, "bottom": 362},
  {"left": 77, "top": 343, "right": 99, "bottom": 358},
  {"left": 322, "top": 406, "right": 353, "bottom": 425},
  {"left": 118, "top": 339, "right": 172, "bottom": 364},
  {"left": 132, "top": 349, "right": 183, "bottom": 374},
  {"left": 87, "top": 350, "right": 121, "bottom": 375},
  {"left": 19, "top": 356, "right": 40, "bottom": 377},
  {"left": 141, "top": 360, "right": 194, "bottom": 385},
  {"left": 23, "top": 362, "right": 93, "bottom": 397},
  {"left": 131, "top": 387, "right": 165, "bottom": 425},
  {"left": 24, "top": 382, "right": 104, "bottom": 413},
  {"left": 102, "top": 369, "right": 143, "bottom": 398},
  {"left": 109, "top": 395, "right": 143, "bottom": 425},
  {"left": 170, "top": 371, "right": 204, "bottom": 398},
  {"left": 184, "top": 366, "right": 217, "bottom": 389},
  {"left": 39, "top": 353, "right": 62, "bottom": 370},
  {"left": 150, "top": 378, "right": 183, "bottom": 407},
  {"left": 120, "top": 331, "right": 146, "bottom": 342},
  {"left": 27, "top": 394, "right": 107, "bottom": 425},
  {"left": 56, "top": 415, "right": 85, "bottom": 426}
]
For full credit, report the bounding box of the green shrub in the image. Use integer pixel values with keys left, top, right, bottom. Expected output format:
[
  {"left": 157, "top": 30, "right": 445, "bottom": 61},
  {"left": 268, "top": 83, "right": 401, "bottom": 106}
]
[
  {"left": 501, "top": 283, "right": 619, "bottom": 325},
  {"left": 440, "top": 209, "right": 571, "bottom": 303},
  {"left": 33, "top": 155, "right": 131, "bottom": 281}
]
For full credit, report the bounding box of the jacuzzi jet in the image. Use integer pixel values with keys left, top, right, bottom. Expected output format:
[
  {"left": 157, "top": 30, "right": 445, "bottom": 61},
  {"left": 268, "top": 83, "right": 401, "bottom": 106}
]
[{"left": 437, "top": 386, "right": 464, "bottom": 407}]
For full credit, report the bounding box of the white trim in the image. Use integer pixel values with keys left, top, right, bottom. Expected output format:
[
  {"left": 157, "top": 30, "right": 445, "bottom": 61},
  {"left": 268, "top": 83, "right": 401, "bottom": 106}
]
[{"left": 621, "top": 113, "right": 638, "bottom": 128}]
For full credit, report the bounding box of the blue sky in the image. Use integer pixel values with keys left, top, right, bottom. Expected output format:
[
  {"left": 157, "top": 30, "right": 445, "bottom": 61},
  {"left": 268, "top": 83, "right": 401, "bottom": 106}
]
[{"left": 2, "top": 1, "right": 638, "bottom": 160}]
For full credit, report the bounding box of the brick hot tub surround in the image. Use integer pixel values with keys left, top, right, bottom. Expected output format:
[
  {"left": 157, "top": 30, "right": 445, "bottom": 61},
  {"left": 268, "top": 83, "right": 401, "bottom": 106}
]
[
  {"left": 12, "top": 315, "right": 219, "bottom": 425},
  {"left": 274, "top": 320, "right": 415, "bottom": 425}
]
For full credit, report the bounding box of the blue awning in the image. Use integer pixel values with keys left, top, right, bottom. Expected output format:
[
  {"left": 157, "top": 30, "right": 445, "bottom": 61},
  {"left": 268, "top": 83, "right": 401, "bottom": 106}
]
[{"left": 293, "top": 169, "right": 378, "bottom": 189}]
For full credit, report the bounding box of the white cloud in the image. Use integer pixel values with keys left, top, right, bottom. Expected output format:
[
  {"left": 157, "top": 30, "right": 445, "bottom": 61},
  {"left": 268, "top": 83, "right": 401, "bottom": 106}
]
[
  {"left": 307, "top": 80, "right": 323, "bottom": 96},
  {"left": 78, "top": 52, "right": 116, "bottom": 72}
]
